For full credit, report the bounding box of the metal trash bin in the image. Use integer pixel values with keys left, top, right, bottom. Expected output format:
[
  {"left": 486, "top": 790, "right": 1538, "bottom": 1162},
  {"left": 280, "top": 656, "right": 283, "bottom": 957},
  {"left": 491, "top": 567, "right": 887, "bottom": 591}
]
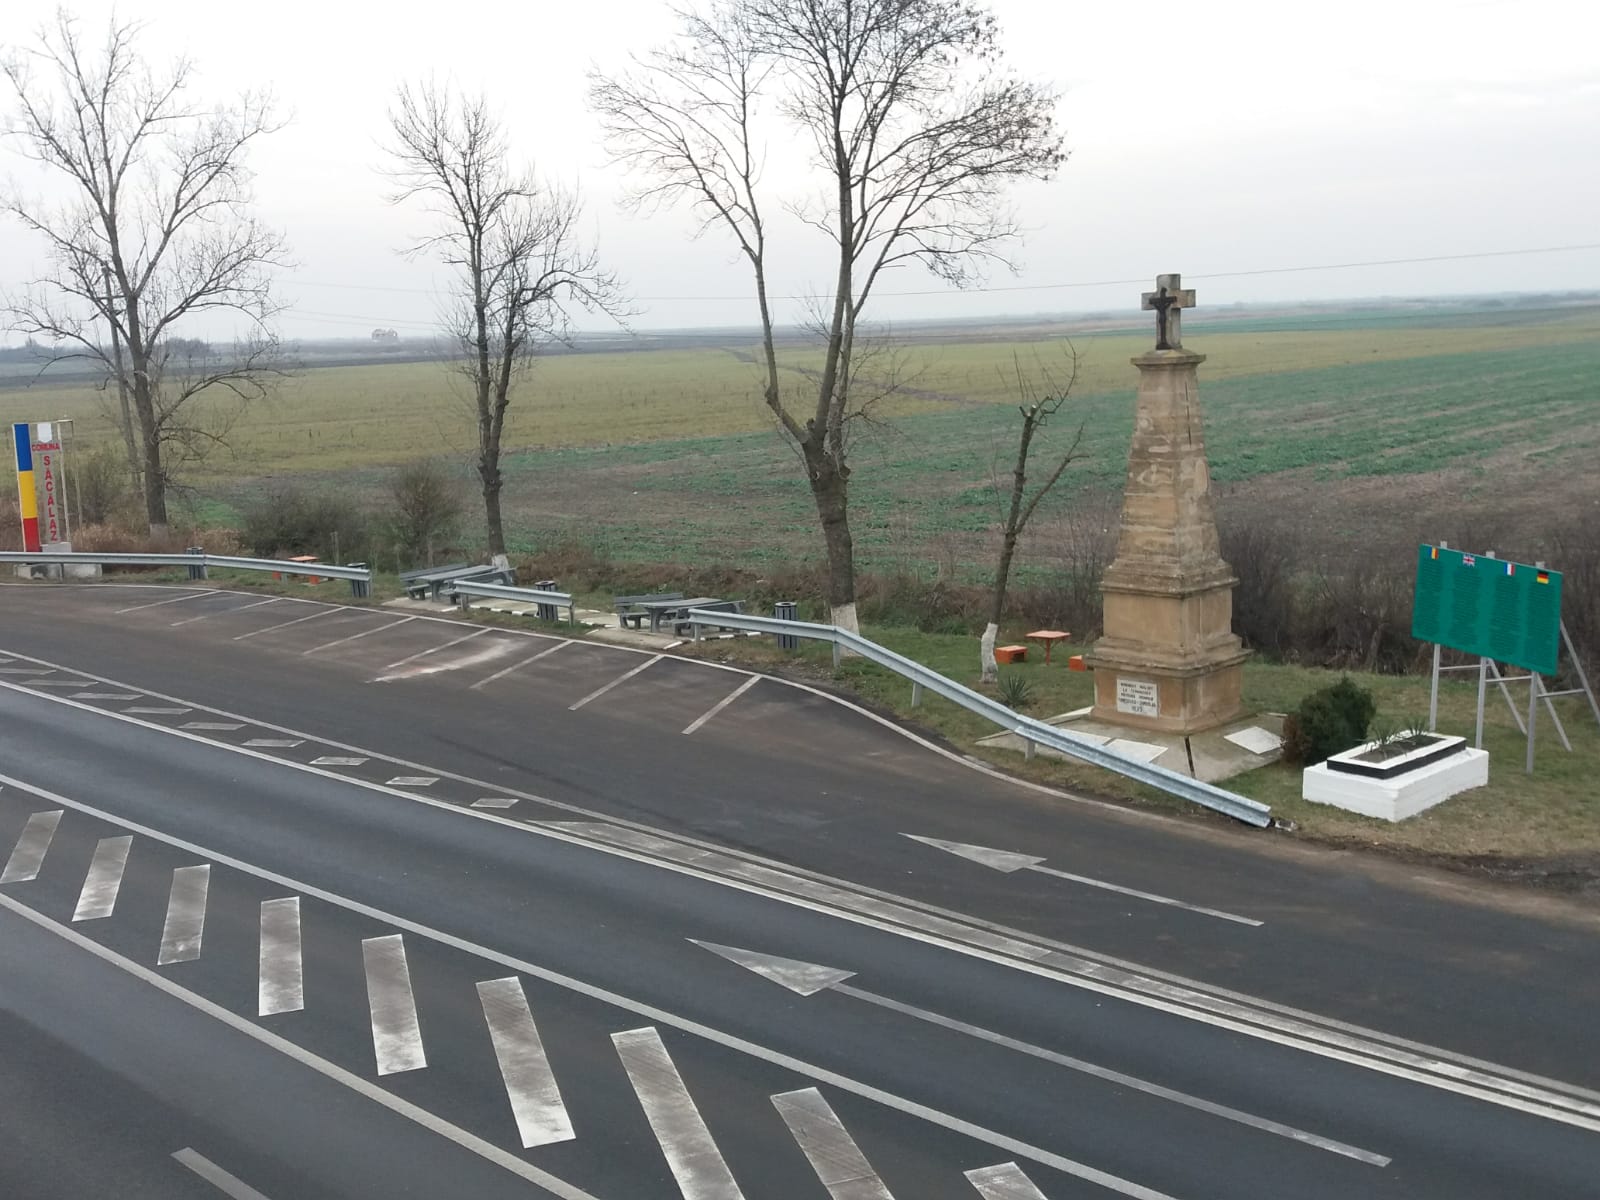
[
  {"left": 774, "top": 600, "right": 798, "bottom": 650},
  {"left": 186, "top": 546, "right": 206, "bottom": 581},
  {"left": 533, "top": 579, "right": 559, "bottom": 622},
  {"left": 347, "top": 565, "right": 370, "bottom": 599}
]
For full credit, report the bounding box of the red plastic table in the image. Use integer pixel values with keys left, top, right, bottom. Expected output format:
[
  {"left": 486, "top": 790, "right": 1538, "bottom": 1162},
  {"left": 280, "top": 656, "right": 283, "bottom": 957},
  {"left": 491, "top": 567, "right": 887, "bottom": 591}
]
[{"left": 1025, "top": 629, "right": 1071, "bottom": 665}]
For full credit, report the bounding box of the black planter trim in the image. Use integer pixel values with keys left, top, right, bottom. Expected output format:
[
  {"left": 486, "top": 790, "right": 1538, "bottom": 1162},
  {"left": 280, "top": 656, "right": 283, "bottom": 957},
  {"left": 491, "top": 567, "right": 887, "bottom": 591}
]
[{"left": 1325, "top": 735, "right": 1464, "bottom": 779}]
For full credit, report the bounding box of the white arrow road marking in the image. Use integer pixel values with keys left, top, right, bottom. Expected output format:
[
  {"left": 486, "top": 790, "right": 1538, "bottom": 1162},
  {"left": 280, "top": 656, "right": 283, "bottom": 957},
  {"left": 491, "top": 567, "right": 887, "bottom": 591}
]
[
  {"left": 0, "top": 666, "right": 50, "bottom": 673},
  {"left": 259, "top": 898, "right": 304, "bottom": 1016},
  {"left": 470, "top": 640, "right": 569, "bottom": 690},
  {"left": 570, "top": 655, "right": 663, "bottom": 711},
  {"left": 692, "top": 940, "right": 856, "bottom": 996},
  {"left": 27, "top": 678, "right": 88, "bottom": 687},
  {"left": 1, "top": 809, "right": 63, "bottom": 883},
  {"left": 903, "top": 835, "right": 1262, "bottom": 927},
  {"left": 693, "top": 942, "right": 1388, "bottom": 1166},
  {"left": 966, "top": 1162, "right": 1049, "bottom": 1200},
  {"left": 477, "top": 977, "right": 575, "bottom": 1148},
  {"left": 74, "top": 835, "right": 133, "bottom": 920},
  {"left": 363, "top": 934, "right": 427, "bottom": 1075},
  {"left": 172, "top": 1148, "right": 275, "bottom": 1200},
  {"left": 773, "top": 1087, "right": 896, "bottom": 1200},
  {"left": 613, "top": 1026, "right": 746, "bottom": 1200},
  {"left": 158, "top": 865, "right": 211, "bottom": 964}
]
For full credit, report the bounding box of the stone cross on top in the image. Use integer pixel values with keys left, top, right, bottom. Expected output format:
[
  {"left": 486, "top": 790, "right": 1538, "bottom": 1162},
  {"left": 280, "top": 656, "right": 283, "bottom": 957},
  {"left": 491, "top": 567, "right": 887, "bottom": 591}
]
[{"left": 1141, "top": 274, "right": 1196, "bottom": 351}]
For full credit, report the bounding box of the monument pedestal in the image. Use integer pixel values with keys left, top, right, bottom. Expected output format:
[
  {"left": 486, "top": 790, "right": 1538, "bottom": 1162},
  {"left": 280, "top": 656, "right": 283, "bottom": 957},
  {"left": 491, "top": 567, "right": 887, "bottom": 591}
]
[{"left": 1086, "top": 337, "right": 1250, "bottom": 735}]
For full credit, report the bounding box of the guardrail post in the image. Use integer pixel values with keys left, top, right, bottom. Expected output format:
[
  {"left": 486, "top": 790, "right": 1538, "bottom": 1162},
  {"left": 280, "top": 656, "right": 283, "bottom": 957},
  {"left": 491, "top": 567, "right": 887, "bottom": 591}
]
[
  {"left": 911, "top": 681, "right": 924, "bottom": 707},
  {"left": 186, "top": 546, "right": 206, "bottom": 581},
  {"left": 347, "top": 564, "right": 369, "bottom": 599},
  {"left": 831, "top": 640, "right": 842, "bottom": 670},
  {"left": 1022, "top": 735, "right": 1036, "bottom": 761}
]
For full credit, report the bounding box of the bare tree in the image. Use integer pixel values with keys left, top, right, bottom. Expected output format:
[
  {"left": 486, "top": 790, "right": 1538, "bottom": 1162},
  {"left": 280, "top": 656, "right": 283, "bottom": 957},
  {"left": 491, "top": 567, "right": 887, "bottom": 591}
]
[
  {"left": 1, "top": 12, "right": 287, "bottom": 533},
  {"left": 386, "top": 83, "right": 626, "bottom": 559},
  {"left": 592, "top": 0, "right": 1064, "bottom": 631},
  {"left": 981, "top": 351, "right": 1084, "bottom": 682}
]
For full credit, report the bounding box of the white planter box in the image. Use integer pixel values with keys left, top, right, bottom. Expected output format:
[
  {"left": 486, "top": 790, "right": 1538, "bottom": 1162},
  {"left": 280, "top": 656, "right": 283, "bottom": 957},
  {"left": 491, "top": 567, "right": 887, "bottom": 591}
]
[{"left": 1302, "top": 736, "right": 1488, "bottom": 821}]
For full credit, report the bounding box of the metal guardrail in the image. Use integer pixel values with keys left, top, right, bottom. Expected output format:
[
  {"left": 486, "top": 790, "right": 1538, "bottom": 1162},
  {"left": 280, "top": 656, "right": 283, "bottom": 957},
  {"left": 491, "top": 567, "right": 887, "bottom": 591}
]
[
  {"left": 685, "top": 608, "right": 1273, "bottom": 827},
  {"left": 0, "top": 550, "right": 373, "bottom": 595},
  {"left": 449, "top": 579, "right": 575, "bottom": 622}
]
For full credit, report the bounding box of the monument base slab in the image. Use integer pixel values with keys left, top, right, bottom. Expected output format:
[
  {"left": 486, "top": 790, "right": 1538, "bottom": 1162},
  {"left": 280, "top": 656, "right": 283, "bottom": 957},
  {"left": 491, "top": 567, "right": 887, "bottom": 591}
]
[{"left": 1302, "top": 742, "right": 1489, "bottom": 821}]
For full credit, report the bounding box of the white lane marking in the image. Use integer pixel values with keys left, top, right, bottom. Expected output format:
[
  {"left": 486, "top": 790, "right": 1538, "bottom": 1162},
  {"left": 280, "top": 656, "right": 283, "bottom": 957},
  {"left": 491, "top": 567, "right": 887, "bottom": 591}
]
[
  {"left": 259, "top": 897, "right": 304, "bottom": 1016},
  {"left": 472, "top": 797, "right": 519, "bottom": 810},
  {"left": 773, "top": 1087, "right": 895, "bottom": 1200},
  {"left": 29, "top": 678, "right": 89, "bottom": 687},
  {"left": 184, "top": 721, "right": 245, "bottom": 731},
  {"left": 70, "top": 691, "right": 141, "bottom": 700},
  {"left": 904, "top": 835, "right": 1262, "bottom": 927},
  {"left": 125, "top": 706, "right": 192, "bottom": 715},
  {"left": 172, "top": 1148, "right": 274, "bottom": 1200},
  {"left": 569, "top": 654, "right": 663, "bottom": 711},
  {"left": 0, "top": 772, "right": 1326, "bottom": 1190},
  {"left": 312, "top": 756, "right": 368, "bottom": 766},
  {"left": 612, "top": 1026, "right": 745, "bottom": 1200},
  {"left": 158, "top": 865, "right": 211, "bottom": 964},
  {"left": 1, "top": 809, "right": 64, "bottom": 883},
  {"left": 171, "top": 596, "right": 282, "bottom": 627},
  {"left": 363, "top": 934, "right": 427, "bottom": 1075},
  {"left": 682, "top": 676, "right": 760, "bottom": 735},
  {"left": 114, "top": 590, "right": 215, "bottom": 614},
  {"left": 0, "top": 666, "right": 51, "bottom": 674},
  {"left": 831, "top": 983, "right": 1389, "bottom": 1166},
  {"left": 233, "top": 607, "right": 338, "bottom": 641},
  {"left": 387, "top": 776, "right": 438, "bottom": 788},
  {"left": 73, "top": 835, "right": 133, "bottom": 921},
  {"left": 245, "top": 738, "right": 304, "bottom": 748},
  {"left": 379, "top": 627, "right": 488, "bottom": 672},
  {"left": 303, "top": 616, "right": 417, "bottom": 657},
  {"left": 4, "top": 683, "right": 1595, "bottom": 1129},
  {"left": 477, "top": 977, "right": 574, "bottom": 1148},
  {"left": 470, "top": 641, "right": 569, "bottom": 690},
  {"left": 966, "top": 1162, "right": 1049, "bottom": 1200},
  {"left": 0, "top": 895, "right": 603, "bottom": 1200}
]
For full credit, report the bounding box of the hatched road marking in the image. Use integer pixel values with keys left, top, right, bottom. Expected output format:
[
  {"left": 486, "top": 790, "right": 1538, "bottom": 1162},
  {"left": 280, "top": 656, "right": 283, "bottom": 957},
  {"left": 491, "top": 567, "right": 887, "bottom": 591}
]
[
  {"left": 773, "top": 1087, "right": 896, "bottom": 1200},
  {"left": 363, "top": 934, "right": 427, "bottom": 1075},
  {"left": 158, "top": 865, "right": 211, "bottom": 965},
  {"left": 259, "top": 897, "right": 305, "bottom": 1017},
  {"left": 477, "top": 977, "right": 575, "bottom": 1149},
  {"left": 73, "top": 835, "right": 133, "bottom": 921},
  {"left": 613, "top": 1026, "right": 745, "bottom": 1200},
  {"left": 1, "top": 809, "right": 63, "bottom": 883}
]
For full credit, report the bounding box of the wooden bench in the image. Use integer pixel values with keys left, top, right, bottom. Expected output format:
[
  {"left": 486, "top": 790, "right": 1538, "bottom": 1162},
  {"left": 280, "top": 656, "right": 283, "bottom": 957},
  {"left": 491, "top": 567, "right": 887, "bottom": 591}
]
[
  {"left": 995, "top": 644, "right": 1028, "bottom": 664},
  {"left": 614, "top": 591, "right": 684, "bottom": 630}
]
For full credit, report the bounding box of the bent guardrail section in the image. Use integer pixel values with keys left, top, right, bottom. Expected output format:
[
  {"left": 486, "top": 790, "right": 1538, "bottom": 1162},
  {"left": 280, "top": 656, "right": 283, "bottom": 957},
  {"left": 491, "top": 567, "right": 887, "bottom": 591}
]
[
  {"left": 447, "top": 580, "right": 575, "bottom": 622},
  {"left": 684, "top": 607, "right": 1272, "bottom": 828}
]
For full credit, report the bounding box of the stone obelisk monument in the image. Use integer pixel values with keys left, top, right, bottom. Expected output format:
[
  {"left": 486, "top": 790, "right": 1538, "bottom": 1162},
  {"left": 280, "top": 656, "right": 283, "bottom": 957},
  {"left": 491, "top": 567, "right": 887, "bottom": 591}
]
[{"left": 1085, "top": 274, "right": 1249, "bottom": 733}]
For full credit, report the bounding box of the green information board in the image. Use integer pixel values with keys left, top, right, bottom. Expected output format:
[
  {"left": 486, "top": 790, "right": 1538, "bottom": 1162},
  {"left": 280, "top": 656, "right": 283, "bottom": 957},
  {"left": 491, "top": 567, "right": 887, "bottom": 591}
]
[{"left": 1412, "top": 545, "right": 1563, "bottom": 675}]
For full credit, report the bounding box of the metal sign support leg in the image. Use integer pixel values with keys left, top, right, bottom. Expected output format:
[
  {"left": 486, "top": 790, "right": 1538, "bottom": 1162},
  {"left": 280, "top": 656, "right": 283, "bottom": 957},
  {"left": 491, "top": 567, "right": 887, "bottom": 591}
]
[
  {"left": 1475, "top": 657, "right": 1488, "bottom": 749},
  {"left": 1526, "top": 670, "right": 1539, "bottom": 775},
  {"left": 1561, "top": 621, "right": 1600, "bottom": 729},
  {"left": 1429, "top": 642, "right": 1442, "bottom": 731}
]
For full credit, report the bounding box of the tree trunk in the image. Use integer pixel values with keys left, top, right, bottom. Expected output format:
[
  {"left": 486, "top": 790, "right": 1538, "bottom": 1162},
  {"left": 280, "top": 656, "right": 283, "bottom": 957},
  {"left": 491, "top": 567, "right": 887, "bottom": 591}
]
[
  {"left": 805, "top": 446, "right": 858, "bottom": 633},
  {"left": 480, "top": 464, "right": 505, "bottom": 559},
  {"left": 129, "top": 364, "right": 168, "bottom": 534},
  {"left": 980, "top": 622, "right": 999, "bottom": 683}
]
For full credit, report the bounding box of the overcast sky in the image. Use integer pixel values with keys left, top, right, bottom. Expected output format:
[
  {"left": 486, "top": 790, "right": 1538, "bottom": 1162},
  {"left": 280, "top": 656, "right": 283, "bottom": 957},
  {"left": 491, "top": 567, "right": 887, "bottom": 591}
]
[{"left": 3, "top": 0, "right": 1597, "bottom": 342}]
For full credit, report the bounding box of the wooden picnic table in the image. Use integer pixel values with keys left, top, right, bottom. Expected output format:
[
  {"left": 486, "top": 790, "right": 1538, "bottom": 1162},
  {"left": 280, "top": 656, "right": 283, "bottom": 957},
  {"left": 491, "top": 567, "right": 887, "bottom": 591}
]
[
  {"left": 1026, "top": 629, "right": 1071, "bottom": 664},
  {"left": 637, "top": 596, "right": 727, "bottom": 634}
]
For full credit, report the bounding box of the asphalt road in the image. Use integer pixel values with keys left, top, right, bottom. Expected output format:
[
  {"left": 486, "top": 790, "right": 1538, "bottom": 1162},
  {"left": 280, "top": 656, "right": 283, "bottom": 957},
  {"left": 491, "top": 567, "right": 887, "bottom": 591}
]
[{"left": 3, "top": 581, "right": 1600, "bottom": 1198}]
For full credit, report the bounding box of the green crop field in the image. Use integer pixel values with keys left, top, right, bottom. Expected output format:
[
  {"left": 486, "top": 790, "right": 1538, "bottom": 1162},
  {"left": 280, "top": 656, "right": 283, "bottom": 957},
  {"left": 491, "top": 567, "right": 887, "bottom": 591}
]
[{"left": 3, "top": 301, "right": 1597, "bottom": 575}]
